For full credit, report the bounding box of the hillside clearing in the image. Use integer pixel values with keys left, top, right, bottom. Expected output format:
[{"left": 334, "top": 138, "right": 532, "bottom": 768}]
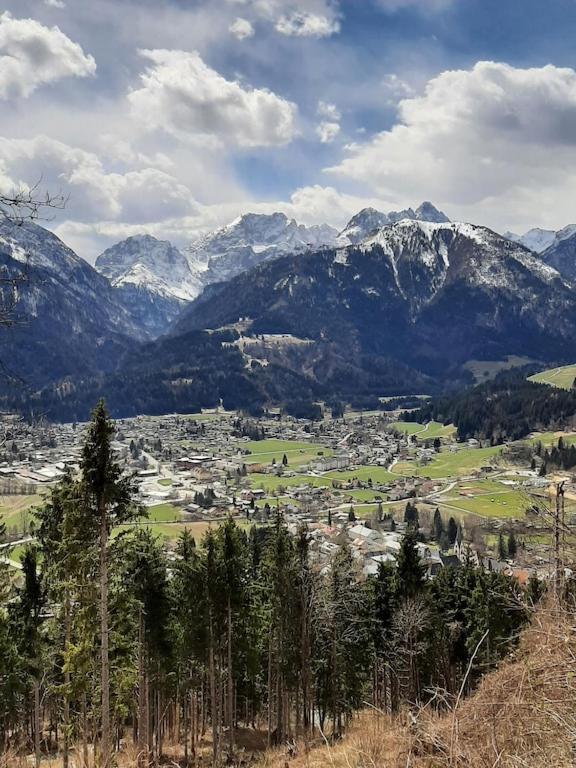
[{"left": 529, "top": 363, "right": 576, "bottom": 390}]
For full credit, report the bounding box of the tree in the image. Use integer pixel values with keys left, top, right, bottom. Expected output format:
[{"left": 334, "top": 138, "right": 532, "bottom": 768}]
[
  {"left": 80, "top": 400, "right": 139, "bottom": 768},
  {"left": 404, "top": 501, "right": 419, "bottom": 529},
  {"left": 507, "top": 531, "right": 517, "bottom": 559},
  {"left": 497, "top": 533, "right": 507, "bottom": 561},
  {"left": 396, "top": 530, "right": 426, "bottom": 599},
  {"left": 433, "top": 508, "right": 444, "bottom": 543},
  {"left": 282, "top": 454, "right": 288, "bottom": 467},
  {"left": 13, "top": 546, "right": 45, "bottom": 768},
  {"left": 348, "top": 506, "right": 356, "bottom": 523}
]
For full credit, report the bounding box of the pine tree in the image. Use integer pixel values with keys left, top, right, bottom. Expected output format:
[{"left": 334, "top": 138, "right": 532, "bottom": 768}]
[
  {"left": 507, "top": 531, "right": 517, "bottom": 559},
  {"left": 433, "top": 508, "right": 444, "bottom": 543},
  {"left": 80, "top": 400, "right": 139, "bottom": 768},
  {"left": 396, "top": 530, "right": 426, "bottom": 599},
  {"left": 497, "top": 533, "right": 507, "bottom": 560}
]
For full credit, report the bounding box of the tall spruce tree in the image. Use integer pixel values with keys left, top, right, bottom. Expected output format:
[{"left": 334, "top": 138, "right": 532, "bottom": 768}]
[{"left": 80, "top": 400, "right": 139, "bottom": 768}]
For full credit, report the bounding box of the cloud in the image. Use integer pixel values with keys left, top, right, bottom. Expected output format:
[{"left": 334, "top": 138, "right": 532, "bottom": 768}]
[
  {"left": 44, "top": 0, "right": 66, "bottom": 8},
  {"left": 0, "top": 135, "right": 196, "bottom": 225},
  {"left": 328, "top": 61, "right": 576, "bottom": 231},
  {"left": 317, "top": 100, "right": 341, "bottom": 120},
  {"left": 316, "top": 121, "right": 340, "bottom": 143},
  {"left": 275, "top": 10, "right": 340, "bottom": 37},
  {"left": 228, "top": 0, "right": 341, "bottom": 37},
  {"left": 128, "top": 49, "right": 298, "bottom": 148},
  {"left": 229, "top": 17, "right": 255, "bottom": 39},
  {"left": 0, "top": 12, "right": 95, "bottom": 99}
]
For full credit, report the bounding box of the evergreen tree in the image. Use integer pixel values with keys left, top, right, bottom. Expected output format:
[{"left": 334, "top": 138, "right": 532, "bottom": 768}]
[
  {"left": 396, "top": 530, "right": 426, "bottom": 599},
  {"left": 508, "top": 531, "right": 517, "bottom": 559},
  {"left": 433, "top": 508, "right": 444, "bottom": 543},
  {"left": 80, "top": 400, "right": 139, "bottom": 768}
]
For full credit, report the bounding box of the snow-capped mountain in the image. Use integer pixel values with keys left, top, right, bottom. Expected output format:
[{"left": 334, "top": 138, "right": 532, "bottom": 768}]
[
  {"left": 95, "top": 235, "right": 204, "bottom": 336},
  {"left": 0, "top": 220, "right": 140, "bottom": 387},
  {"left": 504, "top": 228, "right": 557, "bottom": 253},
  {"left": 176, "top": 219, "right": 574, "bottom": 371},
  {"left": 337, "top": 201, "right": 450, "bottom": 244},
  {"left": 539, "top": 225, "right": 576, "bottom": 282},
  {"left": 185, "top": 212, "right": 339, "bottom": 285},
  {"left": 96, "top": 235, "right": 202, "bottom": 301}
]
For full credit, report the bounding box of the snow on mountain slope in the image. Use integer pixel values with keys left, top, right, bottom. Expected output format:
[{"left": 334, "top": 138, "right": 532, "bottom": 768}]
[
  {"left": 185, "top": 212, "right": 338, "bottom": 284},
  {"left": 505, "top": 228, "right": 557, "bottom": 253},
  {"left": 0, "top": 220, "right": 140, "bottom": 386},
  {"left": 96, "top": 235, "right": 202, "bottom": 301},
  {"left": 337, "top": 201, "right": 450, "bottom": 245}
]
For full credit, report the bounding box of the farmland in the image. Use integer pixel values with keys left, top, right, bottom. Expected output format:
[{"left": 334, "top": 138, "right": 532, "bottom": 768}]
[
  {"left": 529, "top": 363, "right": 576, "bottom": 390},
  {"left": 437, "top": 480, "right": 534, "bottom": 519},
  {"left": 394, "top": 445, "right": 504, "bottom": 479},
  {"left": 240, "top": 439, "right": 331, "bottom": 467},
  {"left": 0, "top": 494, "right": 44, "bottom": 534},
  {"left": 388, "top": 421, "right": 456, "bottom": 439}
]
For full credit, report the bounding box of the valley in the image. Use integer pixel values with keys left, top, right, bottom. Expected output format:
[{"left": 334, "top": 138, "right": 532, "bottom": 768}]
[{"left": 1, "top": 404, "right": 571, "bottom": 574}]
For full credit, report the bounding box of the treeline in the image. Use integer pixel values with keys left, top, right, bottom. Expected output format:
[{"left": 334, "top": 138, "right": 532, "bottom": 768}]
[
  {"left": 536, "top": 437, "right": 576, "bottom": 474},
  {"left": 405, "top": 373, "right": 576, "bottom": 442},
  {"left": 0, "top": 402, "right": 533, "bottom": 766}
]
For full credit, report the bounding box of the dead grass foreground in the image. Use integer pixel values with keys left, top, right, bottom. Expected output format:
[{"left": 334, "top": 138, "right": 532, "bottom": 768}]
[{"left": 260, "top": 602, "right": 576, "bottom": 768}]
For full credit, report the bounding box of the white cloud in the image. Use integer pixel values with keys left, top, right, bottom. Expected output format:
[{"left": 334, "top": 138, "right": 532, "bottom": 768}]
[
  {"left": 328, "top": 61, "right": 576, "bottom": 232},
  {"left": 129, "top": 49, "right": 298, "bottom": 148},
  {"left": 0, "top": 135, "right": 196, "bottom": 225},
  {"left": 0, "top": 12, "right": 95, "bottom": 99},
  {"left": 316, "top": 121, "right": 340, "bottom": 143},
  {"left": 317, "top": 100, "right": 341, "bottom": 120},
  {"left": 44, "top": 0, "right": 66, "bottom": 8},
  {"left": 229, "top": 17, "right": 255, "bottom": 39},
  {"left": 382, "top": 73, "right": 414, "bottom": 99},
  {"left": 275, "top": 10, "right": 340, "bottom": 37}
]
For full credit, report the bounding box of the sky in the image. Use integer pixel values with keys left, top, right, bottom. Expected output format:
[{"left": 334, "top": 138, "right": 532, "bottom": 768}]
[{"left": 2, "top": 0, "right": 576, "bottom": 260}]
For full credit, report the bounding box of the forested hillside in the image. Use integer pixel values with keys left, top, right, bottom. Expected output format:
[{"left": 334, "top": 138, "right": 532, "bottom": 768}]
[{"left": 405, "top": 373, "right": 576, "bottom": 441}]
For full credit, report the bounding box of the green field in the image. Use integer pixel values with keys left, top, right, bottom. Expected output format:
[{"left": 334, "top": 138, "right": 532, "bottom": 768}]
[
  {"left": 158, "top": 478, "right": 173, "bottom": 486},
  {"left": 389, "top": 421, "right": 456, "bottom": 439},
  {"left": 249, "top": 472, "right": 332, "bottom": 492},
  {"left": 0, "top": 494, "right": 43, "bottom": 533},
  {"left": 325, "top": 466, "right": 397, "bottom": 484},
  {"left": 394, "top": 445, "right": 503, "bottom": 479},
  {"left": 527, "top": 431, "right": 576, "bottom": 447},
  {"left": 131, "top": 519, "right": 262, "bottom": 543},
  {"left": 439, "top": 483, "right": 530, "bottom": 518},
  {"left": 145, "top": 503, "right": 182, "bottom": 522},
  {"left": 240, "top": 439, "right": 331, "bottom": 467},
  {"left": 529, "top": 364, "right": 576, "bottom": 390}
]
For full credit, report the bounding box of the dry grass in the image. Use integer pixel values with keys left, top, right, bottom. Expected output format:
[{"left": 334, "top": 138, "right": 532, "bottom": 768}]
[
  {"left": 257, "top": 601, "right": 576, "bottom": 768},
  {"left": 3, "top": 604, "right": 575, "bottom": 768}
]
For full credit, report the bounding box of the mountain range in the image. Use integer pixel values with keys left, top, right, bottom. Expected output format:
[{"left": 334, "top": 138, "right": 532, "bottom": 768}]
[
  {"left": 6, "top": 205, "right": 576, "bottom": 421},
  {"left": 91, "top": 203, "right": 450, "bottom": 334}
]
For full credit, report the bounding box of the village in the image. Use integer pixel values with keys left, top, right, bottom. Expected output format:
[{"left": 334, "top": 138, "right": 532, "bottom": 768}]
[{"left": 0, "top": 406, "right": 573, "bottom": 584}]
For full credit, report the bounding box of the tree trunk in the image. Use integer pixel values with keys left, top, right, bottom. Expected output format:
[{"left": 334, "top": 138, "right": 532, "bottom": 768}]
[
  {"left": 99, "top": 503, "right": 111, "bottom": 768},
  {"left": 227, "top": 597, "right": 234, "bottom": 751},
  {"left": 208, "top": 612, "right": 218, "bottom": 765},
  {"left": 63, "top": 593, "right": 71, "bottom": 768},
  {"left": 33, "top": 679, "right": 41, "bottom": 768},
  {"left": 137, "top": 609, "right": 148, "bottom": 768},
  {"left": 267, "top": 634, "right": 273, "bottom": 748},
  {"left": 82, "top": 691, "right": 89, "bottom": 768}
]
